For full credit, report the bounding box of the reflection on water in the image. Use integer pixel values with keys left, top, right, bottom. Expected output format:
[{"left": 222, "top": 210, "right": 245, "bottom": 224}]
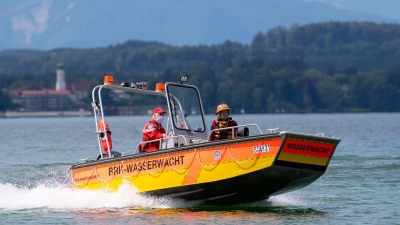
[
  {"left": 69, "top": 206, "right": 327, "bottom": 224},
  {"left": 190, "top": 204, "right": 325, "bottom": 214}
]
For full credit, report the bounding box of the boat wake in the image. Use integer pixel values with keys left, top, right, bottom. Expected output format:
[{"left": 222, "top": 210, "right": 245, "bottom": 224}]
[
  {"left": 0, "top": 180, "right": 309, "bottom": 212},
  {"left": 0, "top": 182, "right": 192, "bottom": 211},
  {"left": 0, "top": 164, "right": 311, "bottom": 212}
]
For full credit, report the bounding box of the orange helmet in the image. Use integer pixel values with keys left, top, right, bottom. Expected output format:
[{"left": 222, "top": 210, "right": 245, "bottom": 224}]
[{"left": 216, "top": 104, "right": 230, "bottom": 113}]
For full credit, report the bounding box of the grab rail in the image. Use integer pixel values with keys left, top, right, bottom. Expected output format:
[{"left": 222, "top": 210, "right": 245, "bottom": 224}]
[
  {"left": 134, "top": 124, "right": 270, "bottom": 154},
  {"left": 208, "top": 123, "right": 263, "bottom": 141}
]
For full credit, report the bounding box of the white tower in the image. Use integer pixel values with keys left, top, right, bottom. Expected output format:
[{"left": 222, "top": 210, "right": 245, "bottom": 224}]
[{"left": 56, "top": 63, "right": 66, "bottom": 91}]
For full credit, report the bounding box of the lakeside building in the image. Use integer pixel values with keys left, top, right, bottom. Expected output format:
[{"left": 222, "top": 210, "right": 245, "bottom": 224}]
[
  {"left": 6, "top": 63, "right": 90, "bottom": 112},
  {"left": 19, "top": 89, "right": 70, "bottom": 111}
]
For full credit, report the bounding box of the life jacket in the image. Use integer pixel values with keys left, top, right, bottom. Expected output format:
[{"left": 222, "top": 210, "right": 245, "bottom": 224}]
[
  {"left": 214, "top": 117, "right": 233, "bottom": 140},
  {"left": 98, "top": 118, "right": 112, "bottom": 154}
]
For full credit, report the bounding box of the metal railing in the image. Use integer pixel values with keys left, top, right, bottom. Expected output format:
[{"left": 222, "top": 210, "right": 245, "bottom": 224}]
[
  {"left": 133, "top": 124, "right": 275, "bottom": 154},
  {"left": 208, "top": 123, "right": 263, "bottom": 141}
]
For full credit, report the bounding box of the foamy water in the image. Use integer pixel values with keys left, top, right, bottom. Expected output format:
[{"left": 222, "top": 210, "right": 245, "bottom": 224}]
[
  {"left": 0, "top": 182, "right": 190, "bottom": 211},
  {"left": 0, "top": 178, "right": 307, "bottom": 211}
]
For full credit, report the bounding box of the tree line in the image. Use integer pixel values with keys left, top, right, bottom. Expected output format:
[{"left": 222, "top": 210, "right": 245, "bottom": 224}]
[{"left": 1, "top": 21, "right": 400, "bottom": 113}]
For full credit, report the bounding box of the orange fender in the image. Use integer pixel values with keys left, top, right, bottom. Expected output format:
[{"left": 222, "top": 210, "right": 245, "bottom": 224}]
[{"left": 98, "top": 118, "right": 112, "bottom": 154}]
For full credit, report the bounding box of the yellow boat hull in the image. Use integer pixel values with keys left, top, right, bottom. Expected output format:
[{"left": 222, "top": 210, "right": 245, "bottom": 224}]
[{"left": 70, "top": 132, "right": 339, "bottom": 205}]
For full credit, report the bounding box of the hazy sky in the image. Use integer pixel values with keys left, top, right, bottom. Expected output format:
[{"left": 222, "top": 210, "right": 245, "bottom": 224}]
[
  {"left": 2, "top": 0, "right": 400, "bottom": 49},
  {"left": 305, "top": 0, "right": 400, "bottom": 20}
]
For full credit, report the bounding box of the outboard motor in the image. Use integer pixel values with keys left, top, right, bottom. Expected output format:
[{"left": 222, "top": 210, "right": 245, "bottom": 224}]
[{"left": 237, "top": 127, "right": 249, "bottom": 137}]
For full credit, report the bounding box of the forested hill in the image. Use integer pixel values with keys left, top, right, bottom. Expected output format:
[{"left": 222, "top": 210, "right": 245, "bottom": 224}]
[
  {"left": 251, "top": 22, "right": 400, "bottom": 72},
  {"left": 1, "top": 21, "right": 400, "bottom": 113}
]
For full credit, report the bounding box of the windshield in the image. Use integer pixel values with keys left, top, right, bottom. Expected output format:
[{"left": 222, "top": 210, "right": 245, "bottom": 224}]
[{"left": 166, "top": 84, "right": 206, "bottom": 136}]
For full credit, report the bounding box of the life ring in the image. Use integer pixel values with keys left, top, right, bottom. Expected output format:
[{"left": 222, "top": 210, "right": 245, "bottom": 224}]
[{"left": 98, "top": 118, "right": 112, "bottom": 154}]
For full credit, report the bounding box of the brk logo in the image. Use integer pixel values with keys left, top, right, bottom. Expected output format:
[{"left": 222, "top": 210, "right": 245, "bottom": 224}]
[{"left": 214, "top": 150, "right": 221, "bottom": 161}]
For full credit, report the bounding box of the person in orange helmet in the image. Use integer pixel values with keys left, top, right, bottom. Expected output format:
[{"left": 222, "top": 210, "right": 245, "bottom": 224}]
[
  {"left": 209, "top": 104, "right": 238, "bottom": 141},
  {"left": 141, "top": 107, "right": 173, "bottom": 152}
]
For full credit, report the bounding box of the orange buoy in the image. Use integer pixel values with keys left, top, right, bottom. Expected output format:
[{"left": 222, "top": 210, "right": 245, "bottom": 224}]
[{"left": 98, "top": 118, "right": 112, "bottom": 154}]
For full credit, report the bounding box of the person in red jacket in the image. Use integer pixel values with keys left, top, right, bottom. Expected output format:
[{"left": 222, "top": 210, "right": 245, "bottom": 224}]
[
  {"left": 209, "top": 104, "right": 238, "bottom": 141},
  {"left": 141, "top": 107, "right": 172, "bottom": 152}
]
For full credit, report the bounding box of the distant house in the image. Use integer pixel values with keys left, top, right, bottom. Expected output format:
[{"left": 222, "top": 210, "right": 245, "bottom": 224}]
[
  {"left": 7, "top": 89, "right": 23, "bottom": 106},
  {"left": 67, "top": 81, "right": 90, "bottom": 106}
]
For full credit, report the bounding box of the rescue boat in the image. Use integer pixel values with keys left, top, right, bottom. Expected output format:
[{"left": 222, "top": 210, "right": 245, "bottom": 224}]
[{"left": 70, "top": 73, "right": 340, "bottom": 206}]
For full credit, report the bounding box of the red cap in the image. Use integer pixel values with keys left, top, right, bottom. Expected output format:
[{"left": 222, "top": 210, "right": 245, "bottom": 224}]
[{"left": 153, "top": 107, "right": 166, "bottom": 114}]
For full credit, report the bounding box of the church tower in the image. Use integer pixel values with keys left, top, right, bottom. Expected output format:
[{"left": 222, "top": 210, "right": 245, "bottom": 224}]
[{"left": 56, "top": 63, "right": 66, "bottom": 91}]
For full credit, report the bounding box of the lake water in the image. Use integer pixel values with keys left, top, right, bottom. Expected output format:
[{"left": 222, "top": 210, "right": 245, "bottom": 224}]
[{"left": 0, "top": 113, "right": 399, "bottom": 224}]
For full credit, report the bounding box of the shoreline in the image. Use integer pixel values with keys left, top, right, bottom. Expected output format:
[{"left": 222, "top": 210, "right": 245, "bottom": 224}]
[{"left": 0, "top": 110, "right": 92, "bottom": 118}]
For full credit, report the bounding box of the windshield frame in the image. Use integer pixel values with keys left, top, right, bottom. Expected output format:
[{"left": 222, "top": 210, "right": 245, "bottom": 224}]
[{"left": 165, "top": 82, "right": 208, "bottom": 139}]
